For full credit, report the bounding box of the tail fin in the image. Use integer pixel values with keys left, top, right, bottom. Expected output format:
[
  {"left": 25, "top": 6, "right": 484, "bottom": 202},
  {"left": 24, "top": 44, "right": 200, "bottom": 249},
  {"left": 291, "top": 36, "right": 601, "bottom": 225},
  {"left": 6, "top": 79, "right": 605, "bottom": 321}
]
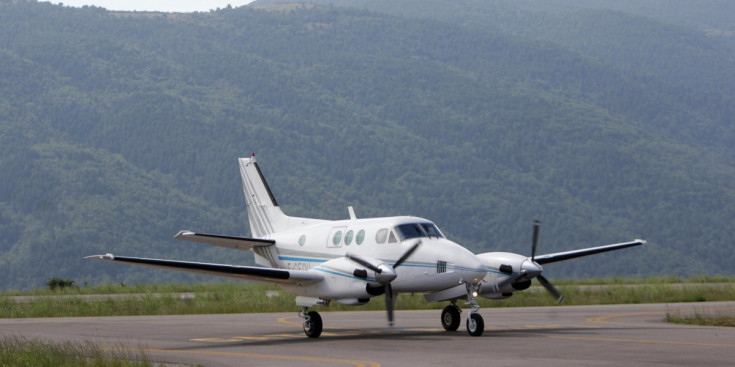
[
  {"left": 239, "top": 155, "right": 327, "bottom": 238},
  {"left": 239, "top": 155, "right": 290, "bottom": 237}
]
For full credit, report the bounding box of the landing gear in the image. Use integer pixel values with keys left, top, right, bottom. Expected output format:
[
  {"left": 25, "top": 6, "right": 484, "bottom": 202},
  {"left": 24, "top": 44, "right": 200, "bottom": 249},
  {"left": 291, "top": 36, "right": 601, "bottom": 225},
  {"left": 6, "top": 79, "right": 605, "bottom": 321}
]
[
  {"left": 300, "top": 307, "right": 323, "bottom": 338},
  {"left": 465, "top": 283, "right": 484, "bottom": 337},
  {"left": 441, "top": 303, "right": 461, "bottom": 331},
  {"left": 466, "top": 313, "right": 484, "bottom": 337}
]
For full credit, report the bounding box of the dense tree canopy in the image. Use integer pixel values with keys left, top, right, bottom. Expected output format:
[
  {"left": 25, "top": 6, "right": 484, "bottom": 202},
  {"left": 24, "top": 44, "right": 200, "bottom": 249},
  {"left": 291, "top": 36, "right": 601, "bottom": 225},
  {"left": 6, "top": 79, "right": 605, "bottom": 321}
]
[{"left": 0, "top": 0, "right": 732, "bottom": 289}]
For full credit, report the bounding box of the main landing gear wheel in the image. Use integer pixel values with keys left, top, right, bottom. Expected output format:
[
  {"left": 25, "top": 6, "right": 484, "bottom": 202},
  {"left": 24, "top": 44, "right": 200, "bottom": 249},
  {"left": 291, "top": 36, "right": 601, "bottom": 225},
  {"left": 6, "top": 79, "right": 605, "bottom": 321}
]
[
  {"left": 303, "top": 311, "right": 323, "bottom": 338},
  {"left": 441, "top": 305, "right": 461, "bottom": 331},
  {"left": 466, "top": 313, "right": 484, "bottom": 337}
]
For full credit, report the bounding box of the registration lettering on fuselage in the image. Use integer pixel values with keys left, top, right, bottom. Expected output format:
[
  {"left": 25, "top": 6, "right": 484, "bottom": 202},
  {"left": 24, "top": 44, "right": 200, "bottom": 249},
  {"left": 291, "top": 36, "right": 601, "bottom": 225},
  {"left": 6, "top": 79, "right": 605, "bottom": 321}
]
[{"left": 287, "top": 262, "right": 312, "bottom": 271}]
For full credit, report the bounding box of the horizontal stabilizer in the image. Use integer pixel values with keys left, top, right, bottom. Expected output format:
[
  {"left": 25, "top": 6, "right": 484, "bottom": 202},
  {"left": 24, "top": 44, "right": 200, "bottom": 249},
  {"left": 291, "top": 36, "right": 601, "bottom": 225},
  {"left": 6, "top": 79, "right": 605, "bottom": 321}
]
[
  {"left": 173, "top": 230, "right": 275, "bottom": 250},
  {"left": 534, "top": 239, "right": 646, "bottom": 265},
  {"left": 85, "top": 254, "right": 322, "bottom": 284}
]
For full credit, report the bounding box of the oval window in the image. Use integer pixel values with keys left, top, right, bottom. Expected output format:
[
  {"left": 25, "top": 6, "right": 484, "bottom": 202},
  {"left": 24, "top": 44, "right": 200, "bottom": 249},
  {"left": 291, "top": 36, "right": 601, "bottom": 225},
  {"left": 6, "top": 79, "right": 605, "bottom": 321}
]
[
  {"left": 375, "top": 229, "right": 388, "bottom": 244},
  {"left": 356, "top": 230, "right": 365, "bottom": 245},
  {"left": 332, "top": 231, "right": 343, "bottom": 246},
  {"left": 298, "top": 235, "right": 306, "bottom": 246},
  {"left": 344, "top": 230, "right": 354, "bottom": 245}
]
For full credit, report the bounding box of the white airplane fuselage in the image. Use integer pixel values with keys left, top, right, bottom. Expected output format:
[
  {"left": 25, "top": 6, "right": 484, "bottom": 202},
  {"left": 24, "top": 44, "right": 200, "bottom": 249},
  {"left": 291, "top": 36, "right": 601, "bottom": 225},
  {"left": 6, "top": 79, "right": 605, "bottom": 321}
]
[{"left": 259, "top": 215, "right": 487, "bottom": 300}]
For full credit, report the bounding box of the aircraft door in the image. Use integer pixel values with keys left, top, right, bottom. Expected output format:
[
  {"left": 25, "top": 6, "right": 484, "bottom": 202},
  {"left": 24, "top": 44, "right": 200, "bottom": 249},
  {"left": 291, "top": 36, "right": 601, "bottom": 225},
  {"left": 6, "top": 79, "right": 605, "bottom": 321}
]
[{"left": 327, "top": 227, "right": 347, "bottom": 248}]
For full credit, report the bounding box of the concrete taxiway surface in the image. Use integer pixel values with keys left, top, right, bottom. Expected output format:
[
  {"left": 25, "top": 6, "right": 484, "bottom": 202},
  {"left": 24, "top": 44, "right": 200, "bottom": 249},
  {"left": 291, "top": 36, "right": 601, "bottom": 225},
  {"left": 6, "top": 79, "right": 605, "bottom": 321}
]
[{"left": 2, "top": 302, "right": 734, "bottom": 366}]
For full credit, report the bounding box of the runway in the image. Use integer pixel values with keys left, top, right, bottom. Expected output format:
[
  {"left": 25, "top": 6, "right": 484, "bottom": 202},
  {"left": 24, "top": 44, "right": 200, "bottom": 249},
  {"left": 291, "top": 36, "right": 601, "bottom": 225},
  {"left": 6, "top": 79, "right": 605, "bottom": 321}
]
[{"left": 2, "top": 302, "right": 734, "bottom": 366}]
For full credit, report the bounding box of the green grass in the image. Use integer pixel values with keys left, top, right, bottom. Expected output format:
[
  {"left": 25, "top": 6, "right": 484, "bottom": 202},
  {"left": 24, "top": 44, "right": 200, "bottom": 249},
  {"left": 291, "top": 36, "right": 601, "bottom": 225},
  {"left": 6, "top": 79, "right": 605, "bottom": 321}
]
[
  {"left": 1, "top": 277, "right": 734, "bottom": 318},
  {"left": 665, "top": 309, "right": 735, "bottom": 327},
  {"left": 0, "top": 336, "right": 159, "bottom": 366}
]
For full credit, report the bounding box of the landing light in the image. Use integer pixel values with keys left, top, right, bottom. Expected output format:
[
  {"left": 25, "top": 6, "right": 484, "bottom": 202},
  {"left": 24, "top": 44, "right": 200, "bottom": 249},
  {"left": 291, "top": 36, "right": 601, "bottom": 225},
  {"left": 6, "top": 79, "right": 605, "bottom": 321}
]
[{"left": 472, "top": 291, "right": 478, "bottom": 298}]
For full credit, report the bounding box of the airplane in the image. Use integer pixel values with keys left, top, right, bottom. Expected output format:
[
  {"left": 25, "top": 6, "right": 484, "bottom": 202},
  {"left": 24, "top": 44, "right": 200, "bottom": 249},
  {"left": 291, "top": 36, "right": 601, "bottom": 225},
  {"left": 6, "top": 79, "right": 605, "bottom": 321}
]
[{"left": 87, "top": 154, "right": 645, "bottom": 337}]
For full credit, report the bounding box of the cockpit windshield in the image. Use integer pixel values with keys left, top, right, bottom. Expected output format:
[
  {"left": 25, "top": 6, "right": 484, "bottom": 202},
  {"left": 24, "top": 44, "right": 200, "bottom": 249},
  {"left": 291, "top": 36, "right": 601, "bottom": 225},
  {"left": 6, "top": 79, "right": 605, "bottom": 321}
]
[
  {"left": 420, "top": 223, "right": 443, "bottom": 238},
  {"left": 395, "top": 222, "right": 445, "bottom": 241}
]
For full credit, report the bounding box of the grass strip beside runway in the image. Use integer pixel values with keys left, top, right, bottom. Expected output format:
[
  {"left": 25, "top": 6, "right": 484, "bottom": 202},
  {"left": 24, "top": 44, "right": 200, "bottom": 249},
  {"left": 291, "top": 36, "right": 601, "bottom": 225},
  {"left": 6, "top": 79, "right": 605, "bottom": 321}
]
[
  {"left": 0, "top": 336, "right": 162, "bottom": 366},
  {"left": 1, "top": 277, "right": 734, "bottom": 318}
]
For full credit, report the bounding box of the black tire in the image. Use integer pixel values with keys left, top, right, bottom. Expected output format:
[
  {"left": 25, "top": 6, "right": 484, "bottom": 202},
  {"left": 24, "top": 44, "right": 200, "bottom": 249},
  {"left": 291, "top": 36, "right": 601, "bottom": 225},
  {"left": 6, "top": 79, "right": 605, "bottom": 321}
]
[
  {"left": 303, "top": 311, "right": 323, "bottom": 338},
  {"left": 466, "top": 313, "right": 484, "bottom": 337},
  {"left": 441, "top": 305, "right": 461, "bottom": 331}
]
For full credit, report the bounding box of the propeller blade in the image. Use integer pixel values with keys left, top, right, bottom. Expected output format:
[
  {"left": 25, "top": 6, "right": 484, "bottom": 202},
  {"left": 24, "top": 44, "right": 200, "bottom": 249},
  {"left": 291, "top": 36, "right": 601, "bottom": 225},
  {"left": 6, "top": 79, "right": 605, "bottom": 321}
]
[
  {"left": 346, "top": 254, "right": 382, "bottom": 274},
  {"left": 495, "top": 274, "right": 517, "bottom": 290},
  {"left": 385, "top": 283, "right": 395, "bottom": 327},
  {"left": 531, "top": 220, "right": 540, "bottom": 262},
  {"left": 537, "top": 274, "right": 564, "bottom": 303},
  {"left": 394, "top": 240, "right": 422, "bottom": 268}
]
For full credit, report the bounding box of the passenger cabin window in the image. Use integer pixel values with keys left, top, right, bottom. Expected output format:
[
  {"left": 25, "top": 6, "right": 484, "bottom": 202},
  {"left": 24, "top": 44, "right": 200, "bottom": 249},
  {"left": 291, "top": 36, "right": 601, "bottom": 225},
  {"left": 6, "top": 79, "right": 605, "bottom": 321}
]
[
  {"left": 356, "top": 230, "right": 365, "bottom": 245},
  {"left": 376, "top": 229, "right": 388, "bottom": 244},
  {"left": 327, "top": 227, "right": 346, "bottom": 248},
  {"left": 332, "top": 231, "right": 342, "bottom": 246},
  {"left": 344, "top": 230, "right": 354, "bottom": 245},
  {"left": 395, "top": 222, "right": 445, "bottom": 241}
]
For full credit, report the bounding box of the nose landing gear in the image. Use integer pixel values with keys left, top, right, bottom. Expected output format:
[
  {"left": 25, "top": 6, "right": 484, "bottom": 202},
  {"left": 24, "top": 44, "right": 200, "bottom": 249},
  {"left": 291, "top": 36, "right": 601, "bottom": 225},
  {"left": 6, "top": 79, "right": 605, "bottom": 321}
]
[
  {"left": 464, "top": 283, "right": 484, "bottom": 336},
  {"left": 300, "top": 307, "right": 323, "bottom": 338},
  {"left": 439, "top": 284, "right": 485, "bottom": 336}
]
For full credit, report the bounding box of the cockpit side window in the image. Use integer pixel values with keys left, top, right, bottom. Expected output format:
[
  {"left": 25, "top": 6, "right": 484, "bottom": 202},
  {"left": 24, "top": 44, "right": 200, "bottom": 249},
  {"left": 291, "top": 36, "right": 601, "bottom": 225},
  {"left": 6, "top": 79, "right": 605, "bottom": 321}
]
[{"left": 388, "top": 231, "right": 398, "bottom": 243}]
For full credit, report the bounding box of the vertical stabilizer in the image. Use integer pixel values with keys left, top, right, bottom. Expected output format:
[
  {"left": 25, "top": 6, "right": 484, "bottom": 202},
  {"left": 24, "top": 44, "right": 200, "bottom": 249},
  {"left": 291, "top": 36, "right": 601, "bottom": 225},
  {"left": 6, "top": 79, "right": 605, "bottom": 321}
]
[{"left": 239, "top": 156, "right": 290, "bottom": 238}]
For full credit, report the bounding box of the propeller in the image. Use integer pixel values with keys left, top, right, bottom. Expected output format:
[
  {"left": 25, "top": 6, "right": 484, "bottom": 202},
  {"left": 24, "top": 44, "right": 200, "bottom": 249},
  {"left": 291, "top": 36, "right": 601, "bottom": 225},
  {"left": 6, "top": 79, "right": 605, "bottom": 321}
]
[
  {"left": 528, "top": 220, "right": 564, "bottom": 303},
  {"left": 537, "top": 274, "right": 564, "bottom": 303},
  {"left": 531, "top": 220, "right": 540, "bottom": 262},
  {"left": 347, "top": 240, "right": 422, "bottom": 326}
]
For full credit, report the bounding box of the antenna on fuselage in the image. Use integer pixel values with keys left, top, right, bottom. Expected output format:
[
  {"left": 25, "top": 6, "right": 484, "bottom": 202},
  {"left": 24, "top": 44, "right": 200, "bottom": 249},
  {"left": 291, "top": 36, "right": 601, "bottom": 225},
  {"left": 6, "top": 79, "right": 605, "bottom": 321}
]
[{"left": 348, "top": 206, "right": 357, "bottom": 221}]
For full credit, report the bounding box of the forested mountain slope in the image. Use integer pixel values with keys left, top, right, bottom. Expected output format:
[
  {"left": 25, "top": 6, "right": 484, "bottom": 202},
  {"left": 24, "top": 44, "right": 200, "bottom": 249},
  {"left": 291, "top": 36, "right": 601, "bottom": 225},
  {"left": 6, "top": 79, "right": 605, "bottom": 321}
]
[{"left": 0, "top": 1, "right": 732, "bottom": 289}]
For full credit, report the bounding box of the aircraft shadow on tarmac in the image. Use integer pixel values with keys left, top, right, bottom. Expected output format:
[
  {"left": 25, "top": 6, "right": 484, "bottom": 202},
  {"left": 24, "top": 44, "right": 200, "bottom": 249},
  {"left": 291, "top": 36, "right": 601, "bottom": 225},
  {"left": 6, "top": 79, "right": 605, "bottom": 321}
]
[{"left": 181, "top": 325, "right": 621, "bottom": 349}]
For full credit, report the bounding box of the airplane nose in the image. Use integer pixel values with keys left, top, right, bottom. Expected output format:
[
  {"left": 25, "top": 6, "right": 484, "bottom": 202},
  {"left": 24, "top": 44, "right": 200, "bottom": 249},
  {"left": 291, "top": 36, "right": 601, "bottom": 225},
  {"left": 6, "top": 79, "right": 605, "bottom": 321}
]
[{"left": 461, "top": 254, "right": 488, "bottom": 285}]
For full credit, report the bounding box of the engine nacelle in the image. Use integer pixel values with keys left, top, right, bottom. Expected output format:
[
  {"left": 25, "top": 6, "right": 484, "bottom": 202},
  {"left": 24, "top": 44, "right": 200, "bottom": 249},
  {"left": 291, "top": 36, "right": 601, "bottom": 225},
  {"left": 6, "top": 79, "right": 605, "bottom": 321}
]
[
  {"left": 286, "top": 257, "right": 379, "bottom": 300},
  {"left": 475, "top": 251, "right": 529, "bottom": 295}
]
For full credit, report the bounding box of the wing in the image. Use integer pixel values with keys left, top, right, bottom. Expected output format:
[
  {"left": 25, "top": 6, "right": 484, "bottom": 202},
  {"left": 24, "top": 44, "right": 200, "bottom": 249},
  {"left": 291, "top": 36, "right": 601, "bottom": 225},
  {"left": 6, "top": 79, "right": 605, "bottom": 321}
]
[
  {"left": 533, "top": 239, "right": 646, "bottom": 265},
  {"left": 85, "top": 254, "right": 323, "bottom": 285},
  {"left": 173, "top": 230, "right": 275, "bottom": 250}
]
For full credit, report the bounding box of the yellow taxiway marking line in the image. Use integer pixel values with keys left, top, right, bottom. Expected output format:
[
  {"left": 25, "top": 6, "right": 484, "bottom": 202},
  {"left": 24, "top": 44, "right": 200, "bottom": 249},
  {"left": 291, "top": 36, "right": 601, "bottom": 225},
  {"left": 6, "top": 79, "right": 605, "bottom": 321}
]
[
  {"left": 277, "top": 315, "right": 305, "bottom": 326},
  {"left": 192, "top": 333, "right": 305, "bottom": 342},
  {"left": 277, "top": 315, "right": 355, "bottom": 328},
  {"left": 575, "top": 307, "right": 735, "bottom": 348},
  {"left": 587, "top": 310, "right": 669, "bottom": 326},
  {"left": 141, "top": 348, "right": 381, "bottom": 367}
]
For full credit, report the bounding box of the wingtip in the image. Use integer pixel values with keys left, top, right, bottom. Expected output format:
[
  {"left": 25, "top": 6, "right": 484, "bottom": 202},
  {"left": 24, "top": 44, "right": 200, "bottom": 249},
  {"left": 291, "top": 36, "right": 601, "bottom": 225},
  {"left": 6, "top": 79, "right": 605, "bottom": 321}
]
[
  {"left": 85, "top": 253, "right": 115, "bottom": 260},
  {"left": 174, "top": 230, "right": 195, "bottom": 239}
]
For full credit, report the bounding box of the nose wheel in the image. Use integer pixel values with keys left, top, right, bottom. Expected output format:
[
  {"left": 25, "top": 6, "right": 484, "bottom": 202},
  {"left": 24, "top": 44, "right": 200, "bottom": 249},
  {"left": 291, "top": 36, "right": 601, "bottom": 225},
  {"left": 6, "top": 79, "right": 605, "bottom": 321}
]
[
  {"left": 464, "top": 283, "right": 484, "bottom": 336},
  {"left": 301, "top": 308, "right": 323, "bottom": 338},
  {"left": 466, "top": 313, "right": 484, "bottom": 336}
]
